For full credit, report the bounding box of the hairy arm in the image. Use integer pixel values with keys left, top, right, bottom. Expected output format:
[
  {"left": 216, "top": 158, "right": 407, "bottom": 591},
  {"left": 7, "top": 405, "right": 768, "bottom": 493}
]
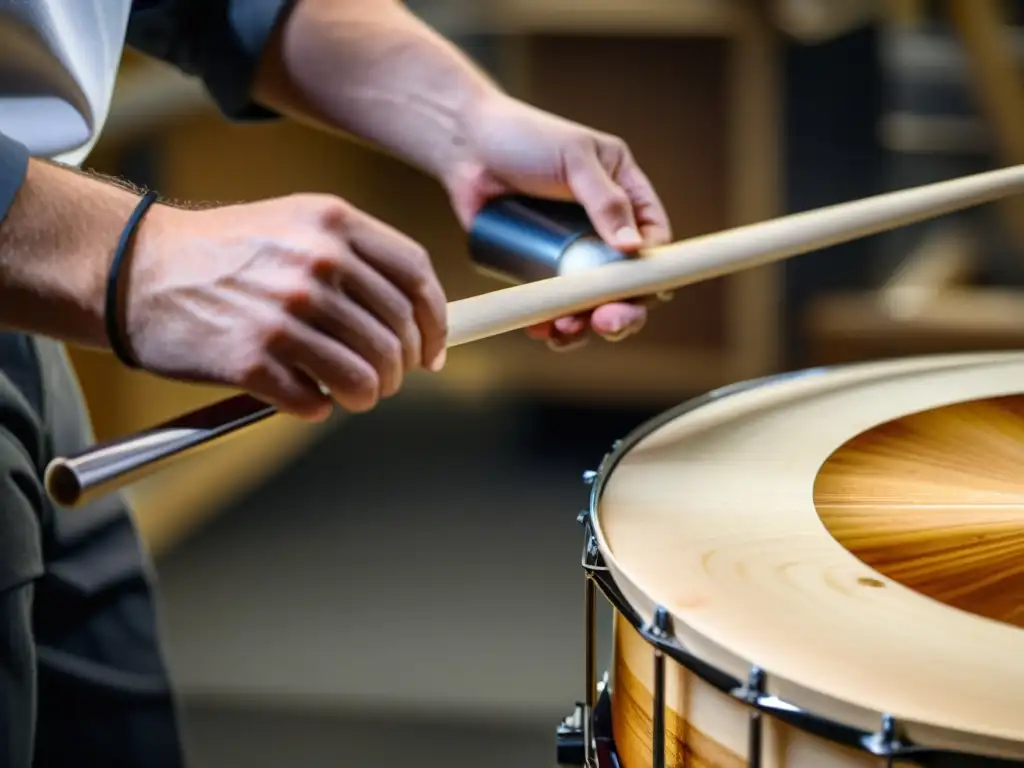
[
  {"left": 251, "top": 0, "right": 502, "bottom": 186},
  {"left": 0, "top": 1, "right": 288, "bottom": 347},
  {"left": 0, "top": 136, "right": 159, "bottom": 348}
]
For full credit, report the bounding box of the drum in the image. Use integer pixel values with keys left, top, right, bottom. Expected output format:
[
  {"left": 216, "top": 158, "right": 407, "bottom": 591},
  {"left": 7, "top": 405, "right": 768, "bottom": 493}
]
[{"left": 556, "top": 351, "right": 1024, "bottom": 768}]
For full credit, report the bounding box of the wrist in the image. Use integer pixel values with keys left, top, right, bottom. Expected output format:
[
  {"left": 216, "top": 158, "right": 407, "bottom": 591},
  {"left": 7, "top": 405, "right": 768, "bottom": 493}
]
[
  {"left": 408, "top": 77, "right": 503, "bottom": 189},
  {"left": 105, "top": 191, "right": 168, "bottom": 367},
  {"left": 435, "top": 88, "right": 509, "bottom": 197},
  {"left": 116, "top": 201, "right": 183, "bottom": 365}
]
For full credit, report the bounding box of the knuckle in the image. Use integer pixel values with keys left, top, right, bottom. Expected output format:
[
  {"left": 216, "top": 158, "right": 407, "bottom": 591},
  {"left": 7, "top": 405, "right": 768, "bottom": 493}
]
[
  {"left": 406, "top": 258, "right": 439, "bottom": 299},
  {"left": 344, "top": 369, "right": 380, "bottom": 412},
  {"left": 598, "top": 189, "right": 631, "bottom": 217},
  {"left": 410, "top": 273, "right": 433, "bottom": 300},
  {"left": 308, "top": 248, "right": 346, "bottom": 280},
  {"left": 401, "top": 318, "right": 422, "bottom": 353},
  {"left": 395, "top": 299, "right": 416, "bottom": 328},
  {"left": 377, "top": 334, "right": 403, "bottom": 370},
  {"left": 604, "top": 134, "right": 629, "bottom": 155},
  {"left": 405, "top": 243, "right": 430, "bottom": 270},
  {"left": 257, "top": 316, "right": 292, "bottom": 351},
  {"left": 593, "top": 131, "right": 629, "bottom": 161},
  {"left": 569, "top": 131, "right": 598, "bottom": 153},
  {"left": 314, "top": 196, "right": 355, "bottom": 233},
  {"left": 235, "top": 351, "right": 272, "bottom": 391},
  {"left": 279, "top": 279, "right": 316, "bottom": 316}
]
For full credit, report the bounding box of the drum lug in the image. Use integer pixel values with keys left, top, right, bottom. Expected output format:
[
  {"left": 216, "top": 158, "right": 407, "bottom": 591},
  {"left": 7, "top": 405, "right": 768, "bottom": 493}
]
[
  {"left": 582, "top": 469, "right": 597, "bottom": 486},
  {"left": 863, "top": 713, "right": 907, "bottom": 766},
  {"left": 648, "top": 607, "right": 673, "bottom": 768},
  {"left": 737, "top": 667, "right": 767, "bottom": 768},
  {"left": 556, "top": 702, "right": 587, "bottom": 766},
  {"left": 556, "top": 684, "right": 616, "bottom": 768}
]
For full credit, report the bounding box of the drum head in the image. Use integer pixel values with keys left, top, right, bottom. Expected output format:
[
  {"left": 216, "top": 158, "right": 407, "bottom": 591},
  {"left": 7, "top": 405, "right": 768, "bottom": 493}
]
[{"left": 592, "top": 351, "right": 1024, "bottom": 760}]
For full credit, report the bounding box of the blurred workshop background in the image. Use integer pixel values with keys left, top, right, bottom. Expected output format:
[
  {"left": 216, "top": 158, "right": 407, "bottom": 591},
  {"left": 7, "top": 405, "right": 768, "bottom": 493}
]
[{"left": 72, "top": 1, "right": 1023, "bottom": 766}]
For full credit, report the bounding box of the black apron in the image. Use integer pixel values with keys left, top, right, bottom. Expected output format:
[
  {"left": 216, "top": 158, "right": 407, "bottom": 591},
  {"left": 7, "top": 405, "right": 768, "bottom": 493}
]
[{"left": 0, "top": 332, "right": 185, "bottom": 768}]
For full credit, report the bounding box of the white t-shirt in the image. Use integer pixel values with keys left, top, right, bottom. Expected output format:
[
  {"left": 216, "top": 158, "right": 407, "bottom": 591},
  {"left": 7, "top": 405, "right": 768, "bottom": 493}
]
[{"left": 0, "top": 1, "right": 133, "bottom": 166}]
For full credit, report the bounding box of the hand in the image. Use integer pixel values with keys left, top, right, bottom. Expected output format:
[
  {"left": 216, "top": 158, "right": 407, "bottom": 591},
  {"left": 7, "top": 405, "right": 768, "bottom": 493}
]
[
  {"left": 125, "top": 194, "right": 448, "bottom": 421},
  {"left": 445, "top": 93, "right": 672, "bottom": 351}
]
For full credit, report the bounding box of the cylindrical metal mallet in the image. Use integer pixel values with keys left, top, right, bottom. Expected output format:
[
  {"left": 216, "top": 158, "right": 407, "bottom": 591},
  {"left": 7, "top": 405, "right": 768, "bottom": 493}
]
[{"left": 468, "top": 195, "right": 628, "bottom": 283}]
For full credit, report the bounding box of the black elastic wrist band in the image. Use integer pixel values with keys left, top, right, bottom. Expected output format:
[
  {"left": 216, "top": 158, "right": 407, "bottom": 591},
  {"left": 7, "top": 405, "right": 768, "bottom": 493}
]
[{"left": 106, "top": 190, "right": 159, "bottom": 368}]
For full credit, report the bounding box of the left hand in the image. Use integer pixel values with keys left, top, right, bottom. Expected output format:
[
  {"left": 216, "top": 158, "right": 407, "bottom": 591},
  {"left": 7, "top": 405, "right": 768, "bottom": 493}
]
[{"left": 444, "top": 93, "right": 672, "bottom": 351}]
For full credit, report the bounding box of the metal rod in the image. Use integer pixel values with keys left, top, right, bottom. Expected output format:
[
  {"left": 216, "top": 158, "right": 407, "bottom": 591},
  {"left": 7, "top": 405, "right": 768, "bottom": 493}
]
[
  {"left": 650, "top": 607, "right": 673, "bottom": 768},
  {"left": 652, "top": 646, "right": 666, "bottom": 768},
  {"left": 584, "top": 573, "right": 597, "bottom": 766},
  {"left": 44, "top": 394, "right": 275, "bottom": 508},
  {"left": 746, "top": 667, "right": 766, "bottom": 768},
  {"left": 45, "top": 165, "right": 1024, "bottom": 507}
]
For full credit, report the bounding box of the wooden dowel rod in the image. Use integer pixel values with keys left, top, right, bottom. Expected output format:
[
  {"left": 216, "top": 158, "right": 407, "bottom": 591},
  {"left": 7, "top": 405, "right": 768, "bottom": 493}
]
[
  {"left": 447, "top": 164, "right": 1024, "bottom": 346},
  {"left": 44, "top": 164, "right": 1024, "bottom": 508}
]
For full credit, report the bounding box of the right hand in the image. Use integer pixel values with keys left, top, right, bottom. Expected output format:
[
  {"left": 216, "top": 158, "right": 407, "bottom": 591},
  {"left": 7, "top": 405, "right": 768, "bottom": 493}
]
[{"left": 126, "top": 193, "right": 448, "bottom": 422}]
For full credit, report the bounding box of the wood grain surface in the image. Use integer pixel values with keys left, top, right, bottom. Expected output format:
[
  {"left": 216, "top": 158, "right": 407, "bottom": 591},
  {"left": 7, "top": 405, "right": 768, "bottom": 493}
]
[
  {"left": 594, "top": 351, "right": 1024, "bottom": 763},
  {"left": 815, "top": 394, "right": 1024, "bottom": 628},
  {"left": 609, "top": 614, "right": 882, "bottom": 767}
]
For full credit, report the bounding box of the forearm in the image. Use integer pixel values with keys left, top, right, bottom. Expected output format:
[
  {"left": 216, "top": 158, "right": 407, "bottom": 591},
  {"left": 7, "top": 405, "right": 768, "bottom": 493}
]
[
  {"left": 253, "top": 0, "right": 501, "bottom": 184},
  {"left": 0, "top": 157, "right": 154, "bottom": 349}
]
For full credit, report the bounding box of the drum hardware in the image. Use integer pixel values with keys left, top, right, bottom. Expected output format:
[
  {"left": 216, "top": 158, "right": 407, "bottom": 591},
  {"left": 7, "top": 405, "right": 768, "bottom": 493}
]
[
  {"left": 554, "top": 369, "right": 1024, "bottom": 768},
  {"left": 557, "top": 683, "right": 619, "bottom": 768},
  {"left": 43, "top": 165, "right": 1024, "bottom": 508}
]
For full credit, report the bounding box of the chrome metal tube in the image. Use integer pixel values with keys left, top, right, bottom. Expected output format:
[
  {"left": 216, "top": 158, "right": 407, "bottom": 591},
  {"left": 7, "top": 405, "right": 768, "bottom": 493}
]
[
  {"left": 45, "top": 394, "right": 275, "bottom": 508},
  {"left": 467, "top": 195, "right": 628, "bottom": 283}
]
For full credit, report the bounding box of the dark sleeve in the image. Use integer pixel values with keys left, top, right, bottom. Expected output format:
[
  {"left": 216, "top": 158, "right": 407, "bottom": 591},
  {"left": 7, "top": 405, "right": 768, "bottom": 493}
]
[
  {"left": 0, "top": 132, "right": 29, "bottom": 226},
  {"left": 126, "top": 0, "right": 297, "bottom": 122}
]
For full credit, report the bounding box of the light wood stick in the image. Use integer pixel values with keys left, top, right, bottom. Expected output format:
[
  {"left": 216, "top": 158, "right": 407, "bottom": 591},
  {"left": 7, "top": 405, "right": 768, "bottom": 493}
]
[
  {"left": 447, "top": 164, "right": 1024, "bottom": 346},
  {"left": 44, "top": 164, "right": 1024, "bottom": 508}
]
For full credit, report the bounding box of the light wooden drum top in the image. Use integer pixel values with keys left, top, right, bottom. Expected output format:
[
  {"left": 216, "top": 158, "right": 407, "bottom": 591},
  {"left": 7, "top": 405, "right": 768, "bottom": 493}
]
[{"left": 592, "top": 351, "right": 1024, "bottom": 761}]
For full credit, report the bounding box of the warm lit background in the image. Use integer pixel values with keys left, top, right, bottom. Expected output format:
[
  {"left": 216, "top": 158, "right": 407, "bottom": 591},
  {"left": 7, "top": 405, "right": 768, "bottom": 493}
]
[{"left": 71, "top": 0, "right": 1023, "bottom": 765}]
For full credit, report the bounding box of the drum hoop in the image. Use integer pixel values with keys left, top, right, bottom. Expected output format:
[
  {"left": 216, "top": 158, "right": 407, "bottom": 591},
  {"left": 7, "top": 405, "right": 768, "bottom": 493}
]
[{"left": 580, "top": 360, "right": 1023, "bottom": 768}]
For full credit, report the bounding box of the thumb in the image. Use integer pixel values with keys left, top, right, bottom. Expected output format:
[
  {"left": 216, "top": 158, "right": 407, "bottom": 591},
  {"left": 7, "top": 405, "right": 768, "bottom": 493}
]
[{"left": 567, "top": 155, "right": 644, "bottom": 252}]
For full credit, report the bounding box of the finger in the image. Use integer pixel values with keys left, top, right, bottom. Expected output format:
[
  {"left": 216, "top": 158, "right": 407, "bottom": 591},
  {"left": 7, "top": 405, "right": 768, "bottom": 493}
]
[
  {"left": 553, "top": 314, "right": 588, "bottom": 337},
  {"left": 240, "top": 356, "right": 333, "bottom": 423},
  {"left": 270, "top": 318, "right": 383, "bottom": 413},
  {"left": 616, "top": 160, "right": 673, "bottom": 247},
  {"left": 343, "top": 217, "right": 448, "bottom": 372},
  {"left": 526, "top": 313, "right": 589, "bottom": 342},
  {"left": 564, "top": 152, "right": 644, "bottom": 252},
  {"left": 335, "top": 257, "right": 422, "bottom": 377},
  {"left": 310, "top": 282, "right": 407, "bottom": 399},
  {"left": 590, "top": 302, "right": 647, "bottom": 341},
  {"left": 547, "top": 327, "right": 590, "bottom": 353},
  {"left": 526, "top": 323, "right": 552, "bottom": 340}
]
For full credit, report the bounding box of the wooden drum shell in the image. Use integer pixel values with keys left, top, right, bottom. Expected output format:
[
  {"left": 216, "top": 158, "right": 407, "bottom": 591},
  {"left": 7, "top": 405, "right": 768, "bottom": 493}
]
[
  {"left": 589, "top": 351, "right": 1024, "bottom": 768},
  {"left": 610, "top": 616, "right": 876, "bottom": 768}
]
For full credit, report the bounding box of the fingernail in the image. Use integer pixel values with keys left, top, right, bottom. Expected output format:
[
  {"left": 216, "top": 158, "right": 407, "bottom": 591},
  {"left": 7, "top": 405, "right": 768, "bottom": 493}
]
[
  {"left": 614, "top": 226, "right": 642, "bottom": 249},
  {"left": 546, "top": 336, "right": 589, "bottom": 353},
  {"left": 429, "top": 348, "right": 447, "bottom": 372},
  {"left": 657, "top": 291, "right": 675, "bottom": 303},
  {"left": 604, "top": 317, "right": 646, "bottom": 342}
]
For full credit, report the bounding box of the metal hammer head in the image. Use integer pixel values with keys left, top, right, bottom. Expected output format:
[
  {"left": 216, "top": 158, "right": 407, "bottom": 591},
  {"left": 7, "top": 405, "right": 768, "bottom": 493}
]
[{"left": 468, "top": 195, "right": 627, "bottom": 284}]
